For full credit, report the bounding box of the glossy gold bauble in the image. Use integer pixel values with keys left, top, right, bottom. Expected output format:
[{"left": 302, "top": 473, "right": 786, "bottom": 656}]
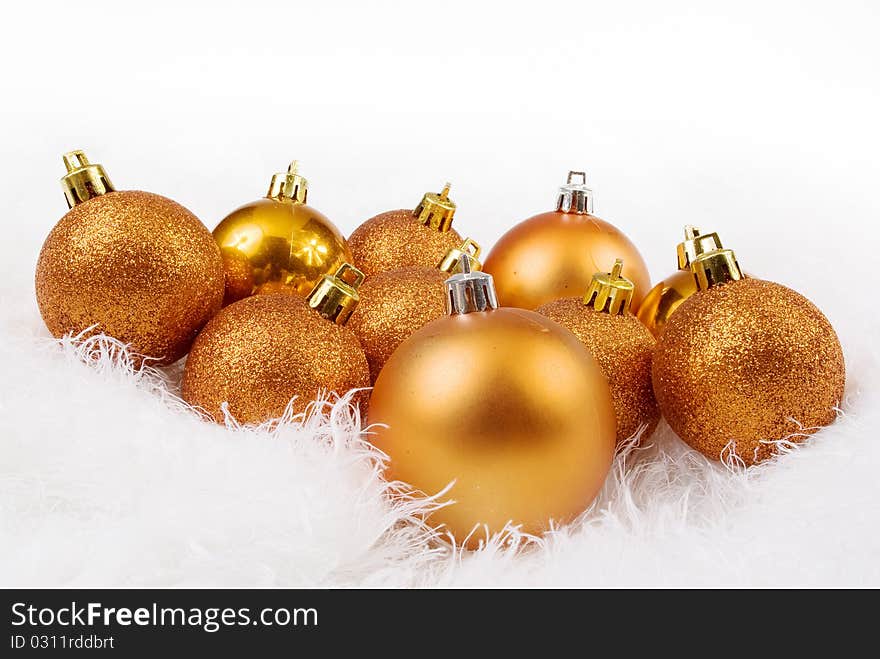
[
  {"left": 181, "top": 293, "right": 370, "bottom": 425},
  {"left": 538, "top": 298, "right": 659, "bottom": 444},
  {"left": 349, "top": 184, "right": 463, "bottom": 276},
  {"left": 483, "top": 172, "right": 650, "bottom": 311},
  {"left": 653, "top": 277, "right": 845, "bottom": 465},
  {"left": 213, "top": 162, "right": 352, "bottom": 305},
  {"left": 35, "top": 152, "right": 224, "bottom": 365},
  {"left": 368, "top": 302, "right": 616, "bottom": 549},
  {"left": 636, "top": 270, "right": 696, "bottom": 338},
  {"left": 638, "top": 226, "right": 731, "bottom": 338}
]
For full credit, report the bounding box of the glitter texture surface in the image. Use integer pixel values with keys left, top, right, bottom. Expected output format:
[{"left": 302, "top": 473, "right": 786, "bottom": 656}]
[
  {"left": 35, "top": 190, "right": 224, "bottom": 365},
  {"left": 348, "top": 209, "right": 462, "bottom": 277},
  {"left": 652, "top": 278, "right": 845, "bottom": 465},
  {"left": 348, "top": 267, "right": 448, "bottom": 382},
  {"left": 181, "top": 294, "right": 370, "bottom": 424},
  {"left": 538, "top": 297, "right": 659, "bottom": 443}
]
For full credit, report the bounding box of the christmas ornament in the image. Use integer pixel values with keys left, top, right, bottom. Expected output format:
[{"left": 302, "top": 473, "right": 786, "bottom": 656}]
[
  {"left": 652, "top": 236, "right": 845, "bottom": 465},
  {"left": 348, "top": 238, "right": 482, "bottom": 382},
  {"left": 538, "top": 260, "right": 659, "bottom": 444},
  {"left": 637, "top": 225, "right": 723, "bottom": 338},
  {"left": 348, "top": 183, "right": 464, "bottom": 276},
  {"left": 35, "top": 150, "right": 224, "bottom": 365},
  {"left": 181, "top": 264, "right": 370, "bottom": 424},
  {"left": 213, "top": 161, "right": 352, "bottom": 305},
  {"left": 482, "top": 171, "right": 651, "bottom": 310},
  {"left": 368, "top": 256, "right": 616, "bottom": 548}
]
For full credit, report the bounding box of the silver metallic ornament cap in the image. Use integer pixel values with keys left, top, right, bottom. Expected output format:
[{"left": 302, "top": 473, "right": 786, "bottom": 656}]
[
  {"left": 445, "top": 254, "right": 499, "bottom": 314},
  {"left": 556, "top": 170, "right": 594, "bottom": 214}
]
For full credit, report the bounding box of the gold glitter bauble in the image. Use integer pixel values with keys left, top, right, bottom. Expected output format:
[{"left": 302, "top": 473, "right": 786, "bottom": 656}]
[
  {"left": 368, "top": 261, "right": 616, "bottom": 548},
  {"left": 36, "top": 190, "right": 224, "bottom": 365},
  {"left": 538, "top": 297, "right": 659, "bottom": 443},
  {"left": 652, "top": 278, "right": 845, "bottom": 465},
  {"left": 349, "top": 209, "right": 463, "bottom": 277},
  {"left": 181, "top": 294, "right": 370, "bottom": 424},
  {"left": 213, "top": 162, "right": 352, "bottom": 305},
  {"left": 637, "top": 270, "right": 696, "bottom": 338},
  {"left": 348, "top": 267, "right": 448, "bottom": 382}
]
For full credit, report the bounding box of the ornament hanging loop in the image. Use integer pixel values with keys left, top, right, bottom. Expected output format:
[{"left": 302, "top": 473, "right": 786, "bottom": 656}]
[
  {"left": 60, "top": 150, "right": 115, "bottom": 208},
  {"left": 584, "top": 258, "right": 635, "bottom": 315},
  {"left": 437, "top": 237, "right": 482, "bottom": 274},
  {"left": 556, "top": 170, "right": 594, "bottom": 214},
  {"left": 445, "top": 254, "right": 498, "bottom": 314},
  {"left": 267, "top": 160, "right": 308, "bottom": 203},
  {"left": 306, "top": 262, "right": 365, "bottom": 325},
  {"left": 414, "top": 182, "right": 457, "bottom": 232}
]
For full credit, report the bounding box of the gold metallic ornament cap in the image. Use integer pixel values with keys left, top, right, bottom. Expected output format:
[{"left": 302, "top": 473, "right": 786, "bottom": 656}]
[
  {"left": 556, "top": 170, "right": 594, "bottom": 214},
  {"left": 306, "top": 263, "right": 365, "bottom": 325},
  {"left": 414, "top": 182, "right": 456, "bottom": 232},
  {"left": 445, "top": 254, "right": 498, "bottom": 314},
  {"left": 60, "top": 150, "right": 115, "bottom": 208},
  {"left": 437, "top": 238, "right": 482, "bottom": 274},
  {"left": 690, "top": 243, "right": 744, "bottom": 291},
  {"left": 267, "top": 160, "right": 308, "bottom": 203},
  {"left": 676, "top": 225, "right": 723, "bottom": 271},
  {"left": 584, "top": 259, "right": 635, "bottom": 315}
]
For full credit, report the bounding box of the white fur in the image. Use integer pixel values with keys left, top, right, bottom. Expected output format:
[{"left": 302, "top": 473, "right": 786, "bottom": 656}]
[{"left": 1, "top": 274, "right": 877, "bottom": 586}]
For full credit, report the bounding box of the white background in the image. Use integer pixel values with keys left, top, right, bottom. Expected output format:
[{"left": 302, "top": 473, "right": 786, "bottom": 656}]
[
  {"left": 2, "top": 1, "right": 879, "bottom": 587},
  {"left": 3, "top": 0, "right": 879, "bottom": 331}
]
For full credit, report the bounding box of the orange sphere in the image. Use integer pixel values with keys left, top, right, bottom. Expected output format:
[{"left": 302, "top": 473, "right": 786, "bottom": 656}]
[
  {"left": 653, "top": 278, "right": 845, "bottom": 465},
  {"left": 36, "top": 190, "right": 224, "bottom": 365},
  {"left": 483, "top": 211, "right": 651, "bottom": 310},
  {"left": 349, "top": 209, "right": 462, "bottom": 277},
  {"left": 368, "top": 307, "right": 616, "bottom": 548},
  {"left": 348, "top": 267, "right": 449, "bottom": 382},
  {"left": 538, "top": 298, "right": 659, "bottom": 444},
  {"left": 636, "top": 270, "right": 697, "bottom": 338},
  {"left": 213, "top": 197, "right": 352, "bottom": 304},
  {"left": 182, "top": 294, "right": 370, "bottom": 424}
]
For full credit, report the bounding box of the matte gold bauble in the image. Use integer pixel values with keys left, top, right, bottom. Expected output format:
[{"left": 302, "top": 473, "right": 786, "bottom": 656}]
[
  {"left": 348, "top": 239, "right": 481, "bottom": 381},
  {"left": 213, "top": 161, "right": 352, "bottom": 305},
  {"left": 538, "top": 260, "right": 659, "bottom": 444},
  {"left": 638, "top": 226, "right": 725, "bottom": 338},
  {"left": 182, "top": 264, "right": 370, "bottom": 424},
  {"left": 483, "top": 171, "right": 651, "bottom": 311},
  {"left": 368, "top": 258, "right": 616, "bottom": 548},
  {"left": 35, "top": 151, "right": 224, "bottom": 365},
  {"left": 652, "top": 240, "right": 845, "bottom": 466},
  {"left": 348, "top": 183, "right": 463, "bottom": 276}
]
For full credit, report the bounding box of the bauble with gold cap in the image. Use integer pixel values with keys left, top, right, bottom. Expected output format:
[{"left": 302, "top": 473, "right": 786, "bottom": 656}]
[
  {"left": 182, "top": 263, "right": 371, "bottom": 424},
  {"left": 538, "top": 259, "right": 659, "bottom": 444},
  {"left": 652, "top": 232, "right": 845, "bottom": 465},
  {"left": 35, "top": 150, "right": 224, "bottom": 365},
  {"left": 213, "top": 161, "right": 352, "bottom": 305},
  {"left": 348, "top": 183, "right": 464, "bottom": 277}
]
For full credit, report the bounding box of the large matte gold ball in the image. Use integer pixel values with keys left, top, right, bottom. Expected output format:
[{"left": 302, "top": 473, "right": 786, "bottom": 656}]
[
  {"left": 368, "top": 307, "right": 617, "bottom": 548},
  {"left": 482, "top": 211, "right": 651, "bottom": 311},
  {"left": 348, "top": 210, "right": 463, "bottom": 277},
  {"left": 538, "top": 298, "right": 659, "bottom": 444},
  {"left": 637, "top": 269, "right": 698, "bottom": 338},
  {"left": 348, "top": 267, "right": 448, "bottom": 382},
  {"left": 35, "top": 190, "right": 224, "bottom": 365},
  {"left": 182, "top": 294, "right": 370, "bottom": 424},
  {"left": 213, "top": 198, "right": 352, "bottom": 305},
  {"left": 653, "top": 278, "right": 845, "bottom": 465}
]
